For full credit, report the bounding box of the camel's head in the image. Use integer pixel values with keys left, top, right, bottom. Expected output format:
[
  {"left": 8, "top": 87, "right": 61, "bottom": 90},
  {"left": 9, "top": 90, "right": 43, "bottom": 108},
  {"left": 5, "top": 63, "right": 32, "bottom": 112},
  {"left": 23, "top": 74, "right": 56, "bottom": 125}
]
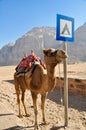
[{"left": 43, "top": 48, "right": 68, "bottom": 65}]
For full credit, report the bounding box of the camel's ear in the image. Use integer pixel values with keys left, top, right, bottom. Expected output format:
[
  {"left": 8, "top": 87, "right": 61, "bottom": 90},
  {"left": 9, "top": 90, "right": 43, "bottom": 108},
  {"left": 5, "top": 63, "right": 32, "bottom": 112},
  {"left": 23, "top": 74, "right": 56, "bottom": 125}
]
[{"left": 43, "top": 48, "right": 47, "bottom": 55}]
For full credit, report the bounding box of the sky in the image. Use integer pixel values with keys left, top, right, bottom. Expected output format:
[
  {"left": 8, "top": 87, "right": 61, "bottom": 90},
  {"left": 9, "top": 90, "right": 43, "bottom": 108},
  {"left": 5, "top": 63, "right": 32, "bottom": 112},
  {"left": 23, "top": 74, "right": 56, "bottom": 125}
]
[{"left": 0, "top": 0, "right": 86, "bottom": 49}]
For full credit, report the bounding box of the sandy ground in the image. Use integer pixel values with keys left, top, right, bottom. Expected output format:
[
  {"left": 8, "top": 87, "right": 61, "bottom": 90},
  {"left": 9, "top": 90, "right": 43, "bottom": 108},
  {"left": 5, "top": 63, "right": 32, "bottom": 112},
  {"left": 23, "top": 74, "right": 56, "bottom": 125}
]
[
  {"left": 55, "top": 62, "right": 86, "bottom": 79},
  {"left": 0, "top": 63, "right": 86, "bottom": 130}
]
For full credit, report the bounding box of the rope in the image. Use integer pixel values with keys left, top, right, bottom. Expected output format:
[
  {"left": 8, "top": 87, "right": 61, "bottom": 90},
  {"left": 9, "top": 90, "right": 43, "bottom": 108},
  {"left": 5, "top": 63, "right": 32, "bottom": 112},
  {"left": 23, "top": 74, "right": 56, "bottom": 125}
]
[{"left": 58, "top": 64, "right": 63, "bottom": 105}]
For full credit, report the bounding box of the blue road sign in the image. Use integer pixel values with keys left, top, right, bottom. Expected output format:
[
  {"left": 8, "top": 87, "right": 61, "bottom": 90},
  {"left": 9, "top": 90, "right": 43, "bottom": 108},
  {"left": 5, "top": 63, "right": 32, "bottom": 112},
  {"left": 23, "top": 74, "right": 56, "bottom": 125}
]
[{"left": 56, "top": 14, "right": 74, "bottom": 42}]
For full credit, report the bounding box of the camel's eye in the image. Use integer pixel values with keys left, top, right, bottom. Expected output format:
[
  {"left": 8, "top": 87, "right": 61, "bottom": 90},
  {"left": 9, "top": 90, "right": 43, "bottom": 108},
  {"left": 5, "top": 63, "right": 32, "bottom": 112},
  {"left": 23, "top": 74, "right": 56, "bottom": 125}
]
[
  {"left": 62, "top": 51, "right": 65, "bottom": 55},
  {"left": 51, "top": 52, "right": 55, "bottom": 56}
]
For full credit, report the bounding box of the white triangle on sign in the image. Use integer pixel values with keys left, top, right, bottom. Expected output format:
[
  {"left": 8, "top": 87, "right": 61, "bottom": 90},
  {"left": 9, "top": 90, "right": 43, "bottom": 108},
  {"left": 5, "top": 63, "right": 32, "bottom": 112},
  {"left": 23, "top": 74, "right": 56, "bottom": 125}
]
[
  {"left": 60, "top": 19, "right": 72, "bottom": 38},
  {"left": 61, "top": 24, "right": 70, "bottom": 35}
]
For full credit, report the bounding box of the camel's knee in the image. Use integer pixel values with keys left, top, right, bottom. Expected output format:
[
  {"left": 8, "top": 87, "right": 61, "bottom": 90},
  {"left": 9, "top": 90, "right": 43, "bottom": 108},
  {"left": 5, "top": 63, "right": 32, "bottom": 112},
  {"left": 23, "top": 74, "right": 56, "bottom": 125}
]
[
  {"left": 17, "top": 94, "right": 20, "bottom": 104},
  {"left": 34, "top": 108, "right": 37, "bottom": 115},
  {"left": 41, "top": 104, "right": 44, "bottom": 110},
  {"left": 17, "top": 97, "right": 20, "bottom": 104},
  {"left": 15, "top": 90, "right": 20, "bottom": 104},
  {"left": 21, "top": 91, "right": 25, "bottom": 103}
]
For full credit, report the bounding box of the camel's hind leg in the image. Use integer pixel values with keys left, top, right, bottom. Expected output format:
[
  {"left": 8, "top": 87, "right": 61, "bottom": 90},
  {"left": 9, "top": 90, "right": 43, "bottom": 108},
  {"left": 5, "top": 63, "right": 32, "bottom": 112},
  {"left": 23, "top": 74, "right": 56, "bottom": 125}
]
[
  {"left": 14, "top": 74, "right": 22, "bottom": 117},
  {"left": 21, "top": 89, "right": 30, "bottom": 117},
  {"left": 31, "top": 91, "right": 38, "bottom": 130},
  {"left": 14, "top": 82, "right": 22, "bottom": 117},
  {"left": 16, "top": 88, "right": 23, "bottom": 118}
]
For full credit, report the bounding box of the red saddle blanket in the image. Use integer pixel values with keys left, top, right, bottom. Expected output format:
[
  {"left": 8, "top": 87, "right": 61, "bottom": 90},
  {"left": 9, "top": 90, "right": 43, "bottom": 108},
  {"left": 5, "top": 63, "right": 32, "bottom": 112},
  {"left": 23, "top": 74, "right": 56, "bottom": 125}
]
[{"left": 15, "top": 52, "right": 46, "bottom": 72}]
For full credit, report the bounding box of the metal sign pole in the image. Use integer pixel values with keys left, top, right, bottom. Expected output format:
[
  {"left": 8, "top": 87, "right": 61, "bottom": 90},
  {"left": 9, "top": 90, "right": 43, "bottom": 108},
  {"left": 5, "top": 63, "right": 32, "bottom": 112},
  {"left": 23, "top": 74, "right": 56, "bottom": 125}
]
[
  {"left": 63, "top": 41, "right": 68, "bottom": 126},
  {"left": 56, "top": 14, "right": 74, "bottom": 127}
]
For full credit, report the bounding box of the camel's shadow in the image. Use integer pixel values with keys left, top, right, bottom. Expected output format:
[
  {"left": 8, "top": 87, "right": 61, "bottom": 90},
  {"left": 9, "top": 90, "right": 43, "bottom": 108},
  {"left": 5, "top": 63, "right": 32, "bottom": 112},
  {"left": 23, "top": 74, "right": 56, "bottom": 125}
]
[
  {"left": 0, "top": 113, "right": 14, "bottom": 117},
  {"left": 3, "top": 125, "right": 24, "bottom": 130},
  {"left": 3, "top": 79, "right": 14, "bottom": 85},
  {"left": 4, "top": 125, "right": 35, "bottom": 130},
  {"left": 50, "top": 125, "right": 65, "bottom": 130},
  {"left": 47, "top": 88, "right": 86, "bottom": 112}
]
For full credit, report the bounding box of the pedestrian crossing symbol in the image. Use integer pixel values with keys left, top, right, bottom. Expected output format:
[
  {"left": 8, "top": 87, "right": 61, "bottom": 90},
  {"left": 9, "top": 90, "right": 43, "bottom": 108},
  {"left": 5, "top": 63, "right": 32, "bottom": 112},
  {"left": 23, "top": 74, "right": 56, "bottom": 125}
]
[{"left": 56, "top": 14, "right": 74, "bottom": 42}]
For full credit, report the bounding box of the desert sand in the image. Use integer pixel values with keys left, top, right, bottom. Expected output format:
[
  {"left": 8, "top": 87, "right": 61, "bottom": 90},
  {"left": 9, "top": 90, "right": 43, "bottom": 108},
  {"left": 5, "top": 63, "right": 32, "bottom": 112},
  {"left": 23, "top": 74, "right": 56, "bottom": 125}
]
[{"left": 0, "top": 63, "right": 86, "bottom": 130}]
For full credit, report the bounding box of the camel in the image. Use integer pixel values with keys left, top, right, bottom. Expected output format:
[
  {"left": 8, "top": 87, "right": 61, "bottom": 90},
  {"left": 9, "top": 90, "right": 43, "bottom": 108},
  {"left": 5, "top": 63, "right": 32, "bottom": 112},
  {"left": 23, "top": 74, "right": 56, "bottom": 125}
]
[{"left": 14, "top": 48, "right": 67, "bottom": 129}]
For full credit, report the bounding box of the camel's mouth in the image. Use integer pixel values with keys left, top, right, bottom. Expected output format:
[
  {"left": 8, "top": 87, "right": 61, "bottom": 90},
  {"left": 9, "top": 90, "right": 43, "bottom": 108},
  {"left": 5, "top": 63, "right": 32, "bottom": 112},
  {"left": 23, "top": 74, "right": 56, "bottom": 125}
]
[
  {"left": 57, "top": 50, "right": 68, "bottom": 59},
  {"left": 58, "top": 54, "right": 68, "bottom": 59}
]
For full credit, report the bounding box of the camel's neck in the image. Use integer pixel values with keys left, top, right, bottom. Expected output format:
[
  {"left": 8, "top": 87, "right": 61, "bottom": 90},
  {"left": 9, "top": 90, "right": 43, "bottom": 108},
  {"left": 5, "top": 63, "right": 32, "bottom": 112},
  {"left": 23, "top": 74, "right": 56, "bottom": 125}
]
[{"left": 46, "top": 64, "right": 56, "bottom": 91}]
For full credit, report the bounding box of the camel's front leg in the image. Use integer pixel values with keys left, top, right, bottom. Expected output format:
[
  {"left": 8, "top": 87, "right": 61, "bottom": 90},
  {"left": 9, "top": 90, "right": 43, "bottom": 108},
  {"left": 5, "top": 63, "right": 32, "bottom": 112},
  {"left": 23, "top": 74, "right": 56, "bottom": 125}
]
[
  {"left": 21, "top": 90, "right": 30, "bottom": 117},
  {"left": 41, "top": 93, "right": 47, "bottom": 124},
  {"left": 31, "top": 92, "right": 38, "bottom": 130}
]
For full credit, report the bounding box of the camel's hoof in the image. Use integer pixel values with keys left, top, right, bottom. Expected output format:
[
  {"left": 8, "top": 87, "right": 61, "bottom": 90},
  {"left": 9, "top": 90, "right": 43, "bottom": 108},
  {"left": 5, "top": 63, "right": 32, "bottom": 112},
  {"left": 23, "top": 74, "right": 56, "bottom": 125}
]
[
  {"left": 18, "top": 114, "right": 23, "bottom": 118},
  {"left": 43, "top": 121, "right": 49, "bottom": 125},
  {"left": 34, "top": 125, "right": 38, "bottom": 130},
  {"left": 25, "top": 113, "right": 30, "bottom": 117}
]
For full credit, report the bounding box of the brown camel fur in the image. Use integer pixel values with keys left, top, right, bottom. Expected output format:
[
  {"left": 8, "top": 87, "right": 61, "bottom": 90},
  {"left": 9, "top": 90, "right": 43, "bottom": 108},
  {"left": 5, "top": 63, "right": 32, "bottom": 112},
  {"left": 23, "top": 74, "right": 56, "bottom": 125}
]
[{"left": 14, "top": 48, "right": 67, "bottom": 129}]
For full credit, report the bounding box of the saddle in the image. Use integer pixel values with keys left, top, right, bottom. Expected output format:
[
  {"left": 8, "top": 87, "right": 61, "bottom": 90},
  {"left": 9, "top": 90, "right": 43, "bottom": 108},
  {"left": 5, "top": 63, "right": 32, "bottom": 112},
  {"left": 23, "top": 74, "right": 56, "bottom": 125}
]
[{"left": 15, "top": 62, "right": 39, "bottom": 77}]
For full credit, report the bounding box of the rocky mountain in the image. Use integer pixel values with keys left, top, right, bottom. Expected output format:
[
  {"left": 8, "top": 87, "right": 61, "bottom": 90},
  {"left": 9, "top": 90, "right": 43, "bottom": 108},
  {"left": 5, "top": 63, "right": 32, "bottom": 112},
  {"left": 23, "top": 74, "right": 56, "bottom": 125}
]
[
  {"left": 0, "top": 24, "right": 86, "bottom": 66},
  {"left": 68, "top": 22, "right": 86, "bottom": 62}
]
